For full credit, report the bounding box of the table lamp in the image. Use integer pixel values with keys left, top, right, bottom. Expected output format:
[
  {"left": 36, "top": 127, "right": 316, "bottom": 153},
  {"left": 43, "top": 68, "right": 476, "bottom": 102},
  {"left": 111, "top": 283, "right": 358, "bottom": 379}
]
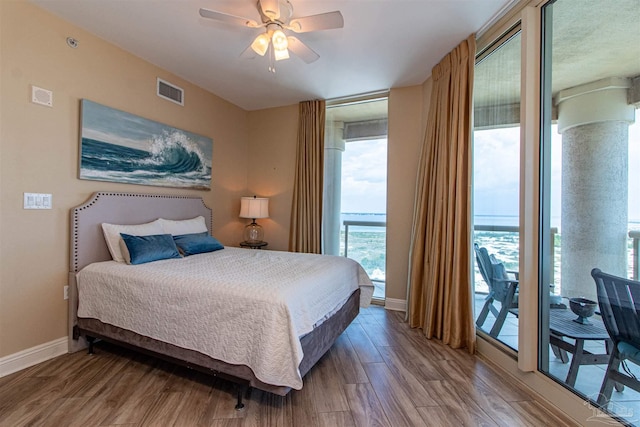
[{"left": 239, "top": 196, "right": 269, "bottom": 243}]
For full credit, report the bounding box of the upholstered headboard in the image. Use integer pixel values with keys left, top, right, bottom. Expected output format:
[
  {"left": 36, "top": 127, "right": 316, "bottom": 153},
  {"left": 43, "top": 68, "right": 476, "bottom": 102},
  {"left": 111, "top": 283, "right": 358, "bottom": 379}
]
[
  {"left": 68, "top": 191, "right": 212, "bottom": 351},
  {"left": 70, "top": 192, "right": 212, "bottom": 273}
]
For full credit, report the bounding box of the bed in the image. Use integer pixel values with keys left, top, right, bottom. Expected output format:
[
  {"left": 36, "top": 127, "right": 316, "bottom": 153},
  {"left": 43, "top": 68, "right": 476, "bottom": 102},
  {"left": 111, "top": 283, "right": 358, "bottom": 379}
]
[{"left": 68, "top": 192, "right": 373, "bottom": 407}]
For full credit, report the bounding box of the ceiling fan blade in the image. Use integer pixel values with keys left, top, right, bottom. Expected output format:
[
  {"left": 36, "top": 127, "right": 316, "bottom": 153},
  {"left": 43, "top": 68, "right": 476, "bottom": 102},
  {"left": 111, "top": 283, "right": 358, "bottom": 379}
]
[
  {"left": 259, "top": 0, "right": 280, "bottom": 20},
  {"left": 288, "top": 11, "right": 344, "bottom": 33},
  {"left": 199, "top": 8, "right": 259, "bottom": 28},
  {"left": 287, "top": 36, "right": 320, "bottom": 63}
]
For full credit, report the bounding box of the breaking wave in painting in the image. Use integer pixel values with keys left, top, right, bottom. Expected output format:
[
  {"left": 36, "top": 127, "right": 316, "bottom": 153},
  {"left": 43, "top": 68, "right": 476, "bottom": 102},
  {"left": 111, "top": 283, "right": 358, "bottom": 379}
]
[{"left": 80, "top": 130, "right": 211, "bottom": 190}]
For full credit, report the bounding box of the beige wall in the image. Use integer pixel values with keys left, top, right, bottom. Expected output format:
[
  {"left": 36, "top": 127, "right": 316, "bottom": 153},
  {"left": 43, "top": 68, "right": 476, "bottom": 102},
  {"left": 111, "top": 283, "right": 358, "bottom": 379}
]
[
  {"left": 246, "top": 105, "right": 299, "bottom": 251},
  {"left": 386, "top": 85, "right": 426, "bottom": 301},
  {"left": 0, "top": 2, "right": 249, "bottom": 357}
]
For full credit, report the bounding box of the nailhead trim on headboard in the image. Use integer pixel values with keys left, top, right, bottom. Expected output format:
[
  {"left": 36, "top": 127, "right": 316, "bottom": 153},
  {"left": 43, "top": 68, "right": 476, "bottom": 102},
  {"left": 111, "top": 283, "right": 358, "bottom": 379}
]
[{"left": 71, "top": 192, "right": 213, "bottom": 273}]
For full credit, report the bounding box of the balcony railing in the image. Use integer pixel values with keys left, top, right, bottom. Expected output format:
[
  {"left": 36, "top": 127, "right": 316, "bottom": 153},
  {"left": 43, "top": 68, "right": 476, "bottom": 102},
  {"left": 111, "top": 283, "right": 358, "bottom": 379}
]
[
  {"left": 474, "top": 225, "right": 640, "bottom": 283},
  {"left": 343, "top": 220, "right": 386, "bottom": 257},
  {"left": 474, "top": 225, "right": 557, "bottom": 288},
  {"left": 340, "top": 222, "right": 640, "bottom": 292},
  {"left": 631, "top": 230, "right": 640, "bottom": 281},
  {"left": 343, "top": 220, "right": 386, "bottom": 286}
]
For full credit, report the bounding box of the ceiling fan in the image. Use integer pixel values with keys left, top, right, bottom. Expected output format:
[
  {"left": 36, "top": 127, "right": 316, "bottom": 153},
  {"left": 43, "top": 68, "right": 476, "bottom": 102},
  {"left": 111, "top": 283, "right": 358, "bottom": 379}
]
[{"left": 199, "top": 0, "right": 343, "bottom": 70}]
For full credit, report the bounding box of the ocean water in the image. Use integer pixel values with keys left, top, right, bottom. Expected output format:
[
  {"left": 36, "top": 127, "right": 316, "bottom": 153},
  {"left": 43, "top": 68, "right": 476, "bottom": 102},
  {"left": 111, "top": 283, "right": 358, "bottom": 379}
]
[
  {"left": 80, "top": 131, "right": 211, "bottom": 190},
  {"left": 339, "top": 213, "right": 640, "bottom": 295},
  {"left": 473, "top": 218, "right": 640, "bottom": 294}
]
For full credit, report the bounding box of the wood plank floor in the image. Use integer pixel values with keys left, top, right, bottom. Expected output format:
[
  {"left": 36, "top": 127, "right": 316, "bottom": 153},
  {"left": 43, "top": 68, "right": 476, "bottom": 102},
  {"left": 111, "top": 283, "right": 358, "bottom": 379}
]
[{"left": 0, "top": 306, "right": 578, "bottom": 426}]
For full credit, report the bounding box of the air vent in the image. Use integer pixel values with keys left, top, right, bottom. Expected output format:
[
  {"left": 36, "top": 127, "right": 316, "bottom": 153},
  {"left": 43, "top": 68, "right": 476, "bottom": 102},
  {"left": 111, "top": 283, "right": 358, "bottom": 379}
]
[
  {"left": 157, "top": 78, "right": 184, "bottom": 106},
  {"left": 31, "top": 85, "right": 53, "bottom": 107}
]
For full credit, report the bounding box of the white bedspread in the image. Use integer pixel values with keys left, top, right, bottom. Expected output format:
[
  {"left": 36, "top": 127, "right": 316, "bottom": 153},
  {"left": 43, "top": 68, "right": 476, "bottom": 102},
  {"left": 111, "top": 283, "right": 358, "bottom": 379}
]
[{"left": 76, "top": 247, "right": 373, "bottom": 389}]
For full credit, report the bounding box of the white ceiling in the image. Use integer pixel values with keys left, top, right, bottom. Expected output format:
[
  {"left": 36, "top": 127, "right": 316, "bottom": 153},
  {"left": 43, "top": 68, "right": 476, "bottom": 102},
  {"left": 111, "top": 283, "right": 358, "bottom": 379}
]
[{"left": 31, "top": 0, "right": 512, "bottom": 111}]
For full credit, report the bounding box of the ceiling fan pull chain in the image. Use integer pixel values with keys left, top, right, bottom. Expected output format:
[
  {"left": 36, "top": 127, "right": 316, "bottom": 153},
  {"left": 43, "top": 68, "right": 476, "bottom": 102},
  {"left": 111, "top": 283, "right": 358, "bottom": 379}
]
[{"left": 268, "top": 44, "right": 276, "bottom": 73}]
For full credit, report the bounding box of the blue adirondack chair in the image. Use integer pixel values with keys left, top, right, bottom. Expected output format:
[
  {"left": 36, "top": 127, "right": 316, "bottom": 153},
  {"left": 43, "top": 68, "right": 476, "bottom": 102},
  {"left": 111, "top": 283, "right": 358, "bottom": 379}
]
[
  {"left": 474, "top": 243, "right": 519, "bottom": 338},
  {"left": 591, "top": 268, "right": 640, "bottom": 407}
]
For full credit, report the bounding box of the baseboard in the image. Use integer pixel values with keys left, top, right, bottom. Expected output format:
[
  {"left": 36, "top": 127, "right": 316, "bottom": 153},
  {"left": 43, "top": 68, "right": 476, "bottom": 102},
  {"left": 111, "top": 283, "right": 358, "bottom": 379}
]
[
  {"left": 0, "top": 337, "right": 67, "bottom": 378},
  {"left": 384, "top": 297, "right": 407, "bottom": 312}
]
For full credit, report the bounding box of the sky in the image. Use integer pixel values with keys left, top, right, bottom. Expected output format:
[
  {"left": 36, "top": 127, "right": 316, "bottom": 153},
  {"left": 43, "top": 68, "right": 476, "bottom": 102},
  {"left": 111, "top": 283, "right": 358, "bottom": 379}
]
[
  {"left": 340, "top": 138, "right": 387, "bottom": 214},
  {"left": 339, "top": 110, "right": 640, "bottom": 223},
  {"left": 474, "top": 110, "right": 640, "bottom": 225}
]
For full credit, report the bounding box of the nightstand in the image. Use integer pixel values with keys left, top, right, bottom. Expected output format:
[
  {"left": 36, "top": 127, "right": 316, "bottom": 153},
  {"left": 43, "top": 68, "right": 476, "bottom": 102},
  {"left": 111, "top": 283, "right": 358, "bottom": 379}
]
[{"left": 239, "top": 241, "right": 268, "bottom": 249}]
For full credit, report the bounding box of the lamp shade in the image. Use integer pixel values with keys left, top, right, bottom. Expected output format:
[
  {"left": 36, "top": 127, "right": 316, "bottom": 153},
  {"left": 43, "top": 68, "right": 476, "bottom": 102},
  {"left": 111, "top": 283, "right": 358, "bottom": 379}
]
[{"left": 239, "top": 197, "right": 269, "bottom": 219}]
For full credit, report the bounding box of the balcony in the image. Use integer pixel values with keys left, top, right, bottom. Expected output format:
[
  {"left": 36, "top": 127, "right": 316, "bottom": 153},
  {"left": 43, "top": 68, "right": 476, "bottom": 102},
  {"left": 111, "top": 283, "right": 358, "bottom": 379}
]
[{"left": 473, "top": 225, "right": 640, "bottom": 423}]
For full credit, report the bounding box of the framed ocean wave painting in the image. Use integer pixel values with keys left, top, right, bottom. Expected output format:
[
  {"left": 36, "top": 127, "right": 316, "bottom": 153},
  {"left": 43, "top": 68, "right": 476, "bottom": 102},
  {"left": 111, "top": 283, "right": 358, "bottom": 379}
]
[{"left": 79, "top": 99, "right": 212, "bottom": 190}]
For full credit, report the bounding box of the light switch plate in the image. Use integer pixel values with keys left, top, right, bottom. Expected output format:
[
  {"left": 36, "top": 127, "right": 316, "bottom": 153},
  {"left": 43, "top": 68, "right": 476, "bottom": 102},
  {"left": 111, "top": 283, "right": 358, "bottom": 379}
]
[{"left": 24, "top": 193, "right": 52, "bottom": 209}]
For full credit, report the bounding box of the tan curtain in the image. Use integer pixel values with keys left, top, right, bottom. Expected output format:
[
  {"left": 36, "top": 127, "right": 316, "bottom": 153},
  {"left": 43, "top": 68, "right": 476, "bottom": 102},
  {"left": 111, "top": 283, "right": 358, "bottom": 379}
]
[
  {"left": 407, "top": 35, "right": 476, "bottom": 353},
  {"left": 289, "top": 100, "right": 325, "bottom": 253}
]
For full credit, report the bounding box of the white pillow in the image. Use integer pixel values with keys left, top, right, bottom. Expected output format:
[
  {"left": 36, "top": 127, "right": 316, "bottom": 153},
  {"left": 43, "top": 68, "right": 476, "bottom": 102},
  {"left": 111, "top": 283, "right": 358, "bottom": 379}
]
[
  {"left": 101, "top": 220, "right": 164, "bottom": 263},
  {"left": 158, "top": 216, "right": 208, "bottom": 236}
]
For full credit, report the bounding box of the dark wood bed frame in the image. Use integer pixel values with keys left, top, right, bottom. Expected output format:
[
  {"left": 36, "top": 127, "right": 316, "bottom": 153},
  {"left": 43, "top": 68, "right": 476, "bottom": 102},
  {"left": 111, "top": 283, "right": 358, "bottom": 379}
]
[{"left": 68, "top": 192, "right": 360, "bottom": 408}]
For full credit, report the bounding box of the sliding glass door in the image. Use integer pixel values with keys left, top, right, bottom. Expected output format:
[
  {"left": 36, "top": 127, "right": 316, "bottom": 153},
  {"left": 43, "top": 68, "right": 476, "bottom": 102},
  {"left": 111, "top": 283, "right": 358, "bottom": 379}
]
[
  {"left": 539, "top": 0, "right": 640, "bottom": 422},
  {"left": 473, "top": 28, "right": 521, "bottom": 350}
]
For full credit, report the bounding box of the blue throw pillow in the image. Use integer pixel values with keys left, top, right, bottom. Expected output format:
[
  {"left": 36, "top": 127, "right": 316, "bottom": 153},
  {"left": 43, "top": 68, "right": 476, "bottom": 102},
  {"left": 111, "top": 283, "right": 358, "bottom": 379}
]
[
  {"left": 120, "top": 233, "right": 181, "bottom": 265},
  {"left": 173, "top": 232, "right": 224, "bottom": 256}
]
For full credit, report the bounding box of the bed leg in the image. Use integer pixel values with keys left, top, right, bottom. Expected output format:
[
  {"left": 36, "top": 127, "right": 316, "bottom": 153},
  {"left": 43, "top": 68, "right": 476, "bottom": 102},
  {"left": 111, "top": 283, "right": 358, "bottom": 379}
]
[
  {"left": 86, "top": 336, "right": 95, "bottom": 355},
  {"left": 235, "top": 384, "right": 248, "bottom": 410}
]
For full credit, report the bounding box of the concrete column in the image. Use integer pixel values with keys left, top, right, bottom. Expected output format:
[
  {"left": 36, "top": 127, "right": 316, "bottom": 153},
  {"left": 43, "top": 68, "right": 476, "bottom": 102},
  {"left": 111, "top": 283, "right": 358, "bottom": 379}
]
[
  {"left": 323, "top": 121, "right": 345, "bottom": 255},
  {"left": 557, "top": 77, "right": 635, "bottom": 301}
]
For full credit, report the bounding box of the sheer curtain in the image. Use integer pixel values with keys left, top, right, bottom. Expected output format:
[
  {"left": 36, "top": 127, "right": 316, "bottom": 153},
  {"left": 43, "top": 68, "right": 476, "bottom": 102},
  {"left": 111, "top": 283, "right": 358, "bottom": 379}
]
[
  {"left": 407, "top": 35, "right": 476, "bottom": 352},
  {"left": 289, "top": 100, "right": 325, "bottom": 253}
]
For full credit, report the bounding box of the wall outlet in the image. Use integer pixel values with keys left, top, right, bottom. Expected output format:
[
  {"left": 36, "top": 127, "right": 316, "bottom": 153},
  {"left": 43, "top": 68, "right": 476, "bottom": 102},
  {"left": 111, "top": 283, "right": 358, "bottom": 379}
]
[{"left": 64, "top": 286, "right": 69, "bottom": 300}]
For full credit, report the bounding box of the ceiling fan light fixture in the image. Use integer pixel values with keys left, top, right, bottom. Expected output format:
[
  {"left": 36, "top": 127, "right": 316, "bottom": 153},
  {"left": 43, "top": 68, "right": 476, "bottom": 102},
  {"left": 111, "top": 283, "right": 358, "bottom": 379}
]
[
  {"left": 251, "top": 33, "right": 270, "bottom": 56},
  {"left": 200, "top": 0, "right": 344, "bottom": 69},
  {"left": 274, "top": 46, "right": 290, "bottom": 61},
  {"left": 271, "top": 29, "right": 288, "bottom": 51}
]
